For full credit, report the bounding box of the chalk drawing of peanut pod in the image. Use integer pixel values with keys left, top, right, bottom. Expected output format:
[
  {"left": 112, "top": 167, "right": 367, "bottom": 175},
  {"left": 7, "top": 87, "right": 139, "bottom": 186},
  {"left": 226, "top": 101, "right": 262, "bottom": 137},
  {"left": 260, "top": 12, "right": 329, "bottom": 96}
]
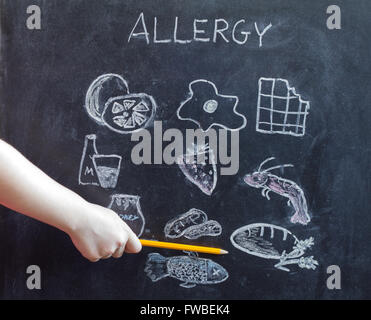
[
  {"left": 182, "top": 220, "right": 222, "bottom": 240},
  {"left": 108, "top": 194, "right": 145, "bottom": 237},
  {"left": 101, "top": 93, "right": 157, "bottom": 134},
  {"left": 164, "top": 208, "right": 208, "bottom": 239},
  {"left": 164, "top": 208, "right": 222, "bottom": 240},
  {"left": 230, "top": 223, "right": 318, "bottom": 272},
  {"left": 144, "top": 252, "right": 229, "bottom": 288}
]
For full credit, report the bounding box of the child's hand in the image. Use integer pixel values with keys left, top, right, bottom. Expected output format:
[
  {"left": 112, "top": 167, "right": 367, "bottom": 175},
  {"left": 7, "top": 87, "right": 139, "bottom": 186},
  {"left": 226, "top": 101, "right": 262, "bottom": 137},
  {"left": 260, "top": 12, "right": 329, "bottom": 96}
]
[
  {"left": 0, "top": 140, "right": 142, "bottom": 262},
  {"left": 68, "top": 202, "right": 142, "bottom": 262}
]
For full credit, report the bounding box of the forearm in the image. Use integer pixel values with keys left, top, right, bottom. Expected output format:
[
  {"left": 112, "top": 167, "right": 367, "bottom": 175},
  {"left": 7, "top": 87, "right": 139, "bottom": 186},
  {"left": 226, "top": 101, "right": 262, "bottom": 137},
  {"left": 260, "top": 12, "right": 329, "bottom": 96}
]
[{"left": 0, "top": 139, "right": 85, "bottom": 234}]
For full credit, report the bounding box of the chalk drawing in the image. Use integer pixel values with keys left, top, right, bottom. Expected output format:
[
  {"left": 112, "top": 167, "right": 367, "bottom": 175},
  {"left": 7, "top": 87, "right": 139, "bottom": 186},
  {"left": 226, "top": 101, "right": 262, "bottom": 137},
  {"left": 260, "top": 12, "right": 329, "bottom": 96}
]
[
  {"left": 182, "top": 220, "right": 222, "bottom": 240},
  {"left": 108, "top": 194, "right": 145, "bottom": 237},
  {"left": 102, "top": 93, "right": 156, "bottom": 134},
  {"left": 164, "top": 208, "right": 222, "bottom": 240},
  {"left": 85, "top": 74, "right": 129, "bottom": 124},
  {"left": 92, "top": 155, "right": 122, "bottom": 189},
  {"left": 164, "top": 208, "right": 207, "bottom": 238},
  {"left": 85, "top": 74, "right": 156, "bottom": 133},
  {"left": 177, "top": 79, "right": 247, "bottom": 132},
  {"left": 78, "top": 134, "right": 122, "bottom": 189},
  {"left": 78, "top": 134, "right": 100, "bottom": 186},
  {"left": 177, "top": 144, "right": 217, "bottom": 196},
  {"left": 145, "top": 252, "right": 229, "bottom": 288},
  {"left": 230, "top": 223, "right": 318, "bottom": 272},
  {"left": 256, "top": 78, "right": 310, "bottom": 137},
  {"left": 243, "top": 157, "right": 311, "bottom": 225}
]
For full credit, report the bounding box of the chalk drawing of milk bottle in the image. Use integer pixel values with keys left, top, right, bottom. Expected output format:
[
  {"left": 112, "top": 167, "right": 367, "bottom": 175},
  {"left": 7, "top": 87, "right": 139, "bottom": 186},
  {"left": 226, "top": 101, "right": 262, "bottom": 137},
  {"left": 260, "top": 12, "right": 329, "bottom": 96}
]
[
  {"left": 108, "top": 194, "right": 145, "bottom": 237},
  {"left": 79, "top": 134, "right": 99, "bottom": 186}
]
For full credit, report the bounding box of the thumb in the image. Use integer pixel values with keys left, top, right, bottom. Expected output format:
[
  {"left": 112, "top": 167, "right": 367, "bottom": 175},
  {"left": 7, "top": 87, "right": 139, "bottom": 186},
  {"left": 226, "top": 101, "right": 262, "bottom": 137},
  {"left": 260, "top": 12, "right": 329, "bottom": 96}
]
[{"left": 121, "top": 222, "right": 142, "bottom": 253}]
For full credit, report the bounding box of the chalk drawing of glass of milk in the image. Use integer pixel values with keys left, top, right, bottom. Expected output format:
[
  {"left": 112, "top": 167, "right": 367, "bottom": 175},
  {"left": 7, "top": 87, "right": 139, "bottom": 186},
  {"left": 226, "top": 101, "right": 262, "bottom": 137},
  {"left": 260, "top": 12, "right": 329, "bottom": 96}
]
[
  {"left": 92, "top": 155, "right": 122, "bottom": 189},
  {"left": 108, "top": 194, "right": 145, "bottom": 237}
]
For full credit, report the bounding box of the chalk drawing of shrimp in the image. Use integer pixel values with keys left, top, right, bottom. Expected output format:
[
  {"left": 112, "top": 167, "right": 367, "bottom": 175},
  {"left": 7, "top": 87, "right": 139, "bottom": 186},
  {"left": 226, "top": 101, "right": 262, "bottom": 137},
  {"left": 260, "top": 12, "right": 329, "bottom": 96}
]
[
  {"left": 230, "top": 223, "right": 318, "bottom": 272},
  {"left": 243, "top": 157, "right": 311, "bottom": 225}
]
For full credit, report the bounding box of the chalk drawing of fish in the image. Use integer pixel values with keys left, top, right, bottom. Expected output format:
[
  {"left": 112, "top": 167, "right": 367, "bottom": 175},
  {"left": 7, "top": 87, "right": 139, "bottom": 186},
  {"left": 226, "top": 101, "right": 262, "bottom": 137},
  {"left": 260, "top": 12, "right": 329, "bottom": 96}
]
[{"left": 144, "top": 252, "right": 229, "bottom": 288}]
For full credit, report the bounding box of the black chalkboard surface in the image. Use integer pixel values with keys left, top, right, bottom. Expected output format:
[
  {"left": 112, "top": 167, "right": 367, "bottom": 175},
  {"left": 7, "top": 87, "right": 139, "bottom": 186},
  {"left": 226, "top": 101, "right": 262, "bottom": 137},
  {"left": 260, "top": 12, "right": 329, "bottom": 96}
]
[{"left": 0, "top": 0, "right": 371, "bottom": 300}]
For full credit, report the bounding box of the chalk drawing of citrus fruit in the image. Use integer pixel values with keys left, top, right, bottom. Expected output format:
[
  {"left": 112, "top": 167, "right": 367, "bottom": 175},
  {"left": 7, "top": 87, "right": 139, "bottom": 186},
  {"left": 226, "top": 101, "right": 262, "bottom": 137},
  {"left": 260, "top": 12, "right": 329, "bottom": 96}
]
[
  {"left": 102, "top": 93, "right": 156, "bottom": 134},
  {"left": 85, "top": 74, "right": 129, "bottom": 124},
  {"left": 84, "top": 73, "right": 157, "bottom": 133}
]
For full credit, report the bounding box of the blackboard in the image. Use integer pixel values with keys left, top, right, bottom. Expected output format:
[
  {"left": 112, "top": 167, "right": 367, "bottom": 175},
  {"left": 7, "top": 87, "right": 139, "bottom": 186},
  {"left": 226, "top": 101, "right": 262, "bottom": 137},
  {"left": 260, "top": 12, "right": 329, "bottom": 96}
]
[{"left": 0, "top": 0, "right": 371, "bottom": 300}]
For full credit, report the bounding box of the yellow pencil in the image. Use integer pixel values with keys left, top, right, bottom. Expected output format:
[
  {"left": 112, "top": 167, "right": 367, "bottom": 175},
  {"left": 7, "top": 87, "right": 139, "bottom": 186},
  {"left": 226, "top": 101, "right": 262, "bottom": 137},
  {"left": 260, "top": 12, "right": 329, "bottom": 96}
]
[{"left": 139, "top": 239, "right": 228, "bottom": 255}]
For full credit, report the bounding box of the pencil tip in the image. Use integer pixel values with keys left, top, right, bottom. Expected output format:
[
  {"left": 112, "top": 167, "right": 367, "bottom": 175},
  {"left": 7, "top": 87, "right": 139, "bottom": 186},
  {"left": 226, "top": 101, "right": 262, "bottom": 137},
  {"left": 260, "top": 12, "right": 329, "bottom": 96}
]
[{"left": 220, "top": 249, "right": 228, "bottom": 254}]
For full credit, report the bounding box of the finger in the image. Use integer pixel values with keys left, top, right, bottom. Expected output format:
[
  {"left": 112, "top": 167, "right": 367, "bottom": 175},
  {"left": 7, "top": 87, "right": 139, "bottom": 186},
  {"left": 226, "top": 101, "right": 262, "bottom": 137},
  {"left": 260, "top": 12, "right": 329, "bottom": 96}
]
[
  {"left": 124, "top": 244, "right": 137, "bottom": 254},
  {"left": 112, "top": 245, "right": 125, "bottom": 258},
  {"left": 101, "top": 254, "right": 112, "bottom": 260},
  {"left": 121, "top": 222, "right": 142, "bottom": 253},
  {"left": 88, "top": 257, "right": 100, "bottom": 263}
]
